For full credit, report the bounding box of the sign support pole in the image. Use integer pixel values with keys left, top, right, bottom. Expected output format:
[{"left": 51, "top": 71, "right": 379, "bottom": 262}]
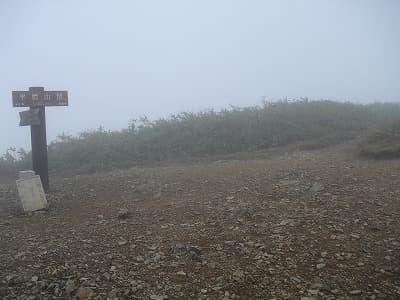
[{"left": 30, "top": 106, "right": 49, "bottom": 192}]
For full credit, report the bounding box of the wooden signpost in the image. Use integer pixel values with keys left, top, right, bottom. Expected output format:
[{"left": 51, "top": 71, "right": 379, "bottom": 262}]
[{"left": 12, "top": 87, "right": 68, "bottom": 192}]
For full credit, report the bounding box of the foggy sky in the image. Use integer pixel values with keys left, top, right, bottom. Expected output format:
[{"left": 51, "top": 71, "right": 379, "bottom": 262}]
[{"left": 1, "top": 0, "right": 399, "bottom": 154}]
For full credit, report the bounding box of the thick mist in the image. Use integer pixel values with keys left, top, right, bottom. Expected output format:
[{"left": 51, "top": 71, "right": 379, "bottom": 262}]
[{"left": 1, "top": 0, "right": 399, "bottom": 154}]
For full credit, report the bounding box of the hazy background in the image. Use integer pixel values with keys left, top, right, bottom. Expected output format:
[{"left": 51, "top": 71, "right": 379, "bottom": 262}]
[{"left": 1, "top": 0, "right": 399, "bottom": 154}]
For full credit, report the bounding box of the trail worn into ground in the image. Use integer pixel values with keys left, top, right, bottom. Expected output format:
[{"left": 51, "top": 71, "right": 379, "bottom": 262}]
[{"left": 0, "top": 146, "right": 399, "bottom": 299}]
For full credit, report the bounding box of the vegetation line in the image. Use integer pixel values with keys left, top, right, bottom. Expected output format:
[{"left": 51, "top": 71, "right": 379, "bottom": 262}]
[{"left": 1, "top": 99, "right": 400, "bottom": 175}]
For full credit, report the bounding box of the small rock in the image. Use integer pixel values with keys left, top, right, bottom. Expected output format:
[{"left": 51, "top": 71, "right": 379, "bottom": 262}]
[
  {"left": 349, "top": 290, "right": 362, "bottom": 295},
  {"left": 311, "top": 283, "right": 323, "bottom": 289},
  {"left": 117, "top": 208, "right": 130, "bottom": 219},
  {"left": 76, "top": 287, "right": 94, "bottom": 299},
  {"left": 330, "top": 289, "right": 340, "bottom": 295},
  {"left": 54, "top": 286, "right": 60, "bottom": 296},
  {"left": 176, "top": 271, "right": 186, "bottom": 276},
  {"left": 65, "top": 279, "right": 76, "bottom": 295},
  {"left": 279, "top": 219, "right": 292, "bottom": 226},
  {"left": 103, "top": 272, "right": 111, "bottom": 280},
  {"left": 232, "top": 270, "right": 244, "bottom": 281},
  {"left": 150, "top": 295, "right": 168, "bottom": 300},
  {"left": 108, "top": 288, "right": 120, "bottom": 300},
  {"left": 118, "top": 239, "right": 128, "bottom": 246},
  {"left": 191, "top": 252, "right": 202, "bottom": 262},
  {"left": 310, "top": 182, "right": 324, "bottom": 193},
  {"left": 316, "top": 263, "right": 326, "bottom": 269},
  {"left": 188, "top": 245, "right": 202, "bottom": 255}
]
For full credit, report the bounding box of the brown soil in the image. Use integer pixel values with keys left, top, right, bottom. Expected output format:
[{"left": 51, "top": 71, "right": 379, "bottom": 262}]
[{"left": 0, "top": 145, "right": 399, "bottom": 299}]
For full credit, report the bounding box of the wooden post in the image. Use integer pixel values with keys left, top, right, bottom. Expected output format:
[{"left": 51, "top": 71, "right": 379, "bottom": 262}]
[{"left": 29, "top": 87, "right": 49, "bottom": 192}]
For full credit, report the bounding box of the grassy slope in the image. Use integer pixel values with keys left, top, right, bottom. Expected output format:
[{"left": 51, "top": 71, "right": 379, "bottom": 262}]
[
  {"left": 358, "top": 120, "right": 400, "bottom": 158},
  {"left": 1, "top": 100, "right": 400, "bottom": 175}
]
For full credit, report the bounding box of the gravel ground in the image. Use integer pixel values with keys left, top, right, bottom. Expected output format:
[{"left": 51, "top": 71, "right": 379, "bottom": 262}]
[{"left": 0, "top": 146, "right": 399, "bottom": 299}]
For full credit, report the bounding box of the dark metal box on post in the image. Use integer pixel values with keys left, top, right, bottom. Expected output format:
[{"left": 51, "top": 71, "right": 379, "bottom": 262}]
[{"left": 12, "top": 87, "right": 69, "bottom": 193}]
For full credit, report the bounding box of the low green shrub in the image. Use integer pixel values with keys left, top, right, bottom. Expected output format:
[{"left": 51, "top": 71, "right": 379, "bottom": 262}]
[{"left": 2, "top": 100, "right": 400, "bottom": 175}]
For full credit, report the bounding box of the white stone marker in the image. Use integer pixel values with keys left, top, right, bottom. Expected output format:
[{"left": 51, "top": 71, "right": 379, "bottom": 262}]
[
  {"left": 16, "top": 171, "right": 47, "bottom": 212},
  {"left": 19, "top": 170, "right": 36, "bottom": 180}
]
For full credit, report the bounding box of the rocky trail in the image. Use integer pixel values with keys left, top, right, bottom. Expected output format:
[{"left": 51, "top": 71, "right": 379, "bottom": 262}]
[{"left": 0, "top": 146, "right": 399, "bottom": 299}]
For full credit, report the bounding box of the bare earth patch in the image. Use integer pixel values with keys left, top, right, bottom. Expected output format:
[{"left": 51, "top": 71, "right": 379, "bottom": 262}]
[{"left": 0, "top": 146, "right": 399, "bottom": 299}]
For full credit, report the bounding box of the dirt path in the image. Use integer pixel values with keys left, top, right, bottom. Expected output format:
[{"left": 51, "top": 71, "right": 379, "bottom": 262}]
[{"left": 0, "top": 146, "right": 399, "bottom": 299}]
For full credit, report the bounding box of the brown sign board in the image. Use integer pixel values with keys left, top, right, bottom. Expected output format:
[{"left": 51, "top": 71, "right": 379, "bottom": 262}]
[
  {"left": 12, "top": 90, "right": 68, "bottom": 107},
  {"left": 19, "top": 108, "right": 41, "bottom": 126}
]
